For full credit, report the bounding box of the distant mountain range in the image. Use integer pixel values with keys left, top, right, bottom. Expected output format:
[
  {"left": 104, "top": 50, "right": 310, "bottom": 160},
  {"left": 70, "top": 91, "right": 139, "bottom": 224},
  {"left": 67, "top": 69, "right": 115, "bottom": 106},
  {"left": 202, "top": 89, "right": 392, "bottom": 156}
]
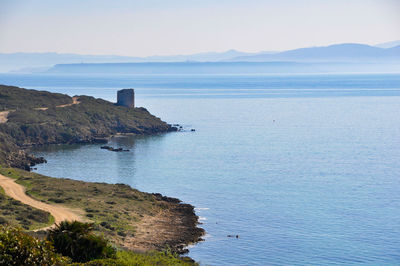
[
  {"left": 375, "top": 40, "right": 400, "bottom": 49},
  {"left": 0, "top": 50, "right": 275, "bottom": 73},
  {"left": 0, "top": 42, "right": 399, "bottom": 73},
  {"left": 228, "top": 43, "right": 400, "bottom": 62}
]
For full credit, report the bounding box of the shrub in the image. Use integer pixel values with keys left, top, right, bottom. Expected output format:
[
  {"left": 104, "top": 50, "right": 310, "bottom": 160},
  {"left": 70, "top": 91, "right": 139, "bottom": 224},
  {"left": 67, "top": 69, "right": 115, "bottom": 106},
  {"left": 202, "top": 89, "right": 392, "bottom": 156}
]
[
  {"left": 113, "top": 250, "right": 197, "bottom": 266},
  {"left": 47, "top": 221, "right": 116, "bottom": 263},
  {"left": 0, "top": 226, "right": 68, "bottom": 265},
  {"left": 0, "top": 217, "right": 7, "bottom": 225},
  {"left": 68, "top": 250, "right": 197, "bottom": 266}
]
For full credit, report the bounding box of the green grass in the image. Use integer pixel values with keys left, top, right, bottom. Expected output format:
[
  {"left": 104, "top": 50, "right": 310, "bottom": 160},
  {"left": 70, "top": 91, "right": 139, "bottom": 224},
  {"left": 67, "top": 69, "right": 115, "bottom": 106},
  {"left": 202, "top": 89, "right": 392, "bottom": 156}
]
[
  {"left": 0, "top": 85, "right": 71, "bottom": 110},
  {"left": 0, "top": 225, "right": 197, "bottom": 266},
  {"left": 0, "top": 177, "right": 53, "bottom": 230},
  {"left": 0, "top": 85, "right": 200, "bottom": 263},
  {"left": 0, "top": 166, "right": 177, "bottom": 249},
  {"left": 74, "top": 250, "right": 197, "bottom": 266}
]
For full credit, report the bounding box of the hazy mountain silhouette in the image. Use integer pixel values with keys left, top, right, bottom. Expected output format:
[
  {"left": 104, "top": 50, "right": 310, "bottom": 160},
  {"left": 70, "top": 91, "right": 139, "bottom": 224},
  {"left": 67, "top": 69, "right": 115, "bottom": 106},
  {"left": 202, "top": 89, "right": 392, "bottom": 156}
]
[
  {"left": 375, "top": 40, "right": 400, "bottom": 49},
  {"left": 0, "top": 43, "right": 399, "bottom": 73},
  {"left": 142, "top": 50, "right": 276, "bottom": 62},
  {"left": 0, "top": 50, "right": 274, "bottom": 72},
  {"left": 229, "top": 44, "right": 400, "bottom": 62}
]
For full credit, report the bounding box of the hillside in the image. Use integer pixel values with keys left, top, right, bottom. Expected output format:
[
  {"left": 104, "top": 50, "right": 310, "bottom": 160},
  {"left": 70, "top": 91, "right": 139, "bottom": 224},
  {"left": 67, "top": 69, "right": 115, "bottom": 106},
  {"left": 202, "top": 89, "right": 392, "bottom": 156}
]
[
  {"left": 0, "top": 85, "right": 176, "bottom": 169},
  {"left": 0, "top": 85, "right": 204, "bottom": 263},
  {"left": 0, "top": 166, "right": 204, "bottom": 256}
]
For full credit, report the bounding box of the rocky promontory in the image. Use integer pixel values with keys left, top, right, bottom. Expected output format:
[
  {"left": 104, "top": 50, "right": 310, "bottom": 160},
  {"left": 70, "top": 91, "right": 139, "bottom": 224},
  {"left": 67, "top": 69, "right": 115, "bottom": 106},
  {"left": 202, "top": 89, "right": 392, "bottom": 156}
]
[
  {"left": 0, "top": 84, "right": 204, "bottom": 258},
  {"left": 0, "top": 85, "right": 177, "bottom": 169}
]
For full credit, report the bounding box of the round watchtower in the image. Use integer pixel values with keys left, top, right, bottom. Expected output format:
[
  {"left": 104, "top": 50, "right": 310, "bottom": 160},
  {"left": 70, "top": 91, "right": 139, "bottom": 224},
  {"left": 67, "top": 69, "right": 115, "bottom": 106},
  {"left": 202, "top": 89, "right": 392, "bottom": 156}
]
[{"left": 117, "top": 89, "right": 134, "bottom": 108}]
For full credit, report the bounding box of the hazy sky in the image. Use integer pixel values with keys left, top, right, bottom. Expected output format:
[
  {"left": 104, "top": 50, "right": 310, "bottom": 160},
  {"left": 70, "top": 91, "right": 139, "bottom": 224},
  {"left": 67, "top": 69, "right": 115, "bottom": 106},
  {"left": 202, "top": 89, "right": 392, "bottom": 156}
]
[{"left": 0, "top": 0, "right": 399, "bottom": 56}]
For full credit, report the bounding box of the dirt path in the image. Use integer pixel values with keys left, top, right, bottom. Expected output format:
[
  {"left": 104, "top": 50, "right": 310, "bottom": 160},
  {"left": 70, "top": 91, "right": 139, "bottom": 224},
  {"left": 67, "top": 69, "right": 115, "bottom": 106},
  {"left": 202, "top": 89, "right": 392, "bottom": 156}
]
[
  {"left": 0, "top": 97, "right": 81, "bottom": 121},
  {"left": 0, "top": 173, "right": 83, "bottom": 230},
  {"left": 35, "top": 96, "right": 80, "bottom": 111},
  {"left": 0, "top": 111, "right": 10, "bottom": 123},
  {"left": 56, "top": 96, "right": 80, "bottom": 108}
]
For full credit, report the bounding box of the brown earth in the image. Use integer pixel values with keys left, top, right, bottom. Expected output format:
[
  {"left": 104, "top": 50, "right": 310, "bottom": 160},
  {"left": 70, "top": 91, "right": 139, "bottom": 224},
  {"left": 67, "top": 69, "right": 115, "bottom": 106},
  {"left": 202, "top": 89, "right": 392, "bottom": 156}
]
[
  {"left": 0, "top": 173, "right": 84, "bottom": 230},
  {"left": 0, "top": 111, "right": 11, "bottom": 123}
]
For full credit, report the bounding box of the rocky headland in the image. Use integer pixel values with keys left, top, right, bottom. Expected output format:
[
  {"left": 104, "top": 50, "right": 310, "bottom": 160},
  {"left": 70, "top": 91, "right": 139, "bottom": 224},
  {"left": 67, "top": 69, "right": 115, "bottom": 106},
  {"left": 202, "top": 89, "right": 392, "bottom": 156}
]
[
  {"left": 0, "top": 84, "right": 203, "bottom": 256},
  {"left": 0, "top": 84, "right": 177, "bottom": 170}
]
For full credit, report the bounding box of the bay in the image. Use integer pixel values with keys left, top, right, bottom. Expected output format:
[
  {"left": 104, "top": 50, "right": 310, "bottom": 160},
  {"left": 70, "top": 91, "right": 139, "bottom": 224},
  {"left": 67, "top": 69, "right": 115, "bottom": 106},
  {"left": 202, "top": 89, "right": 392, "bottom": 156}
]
[{"left": 2, "top": 73, "right": 400, "bottom": 265}]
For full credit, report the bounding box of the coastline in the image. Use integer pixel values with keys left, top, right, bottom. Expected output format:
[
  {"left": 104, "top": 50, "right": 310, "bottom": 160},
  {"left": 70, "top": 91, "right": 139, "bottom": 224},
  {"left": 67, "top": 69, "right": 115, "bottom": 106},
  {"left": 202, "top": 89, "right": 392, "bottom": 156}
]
[
  {"left": 0, "top": 85, "right": 203, "bottom": 258},
  {"left": 0, "top": 166, "right": 205, "bottom": 254}
]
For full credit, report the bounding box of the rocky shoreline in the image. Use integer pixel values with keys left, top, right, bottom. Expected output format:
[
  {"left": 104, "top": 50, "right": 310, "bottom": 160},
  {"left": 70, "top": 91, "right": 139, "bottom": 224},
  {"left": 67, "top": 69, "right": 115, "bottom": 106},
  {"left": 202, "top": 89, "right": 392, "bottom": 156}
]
[
  {"left": 1, "top": 166, "right": 205, "bottom": 256},
  {"left": 152, "top": 193, "right": 205, "bottom": 254},
  {"left": 22, "top": 139, "right": 204, "bottom": 254},
  {"left": 0, "top": 85, "right": 204, "bottom": 257}
]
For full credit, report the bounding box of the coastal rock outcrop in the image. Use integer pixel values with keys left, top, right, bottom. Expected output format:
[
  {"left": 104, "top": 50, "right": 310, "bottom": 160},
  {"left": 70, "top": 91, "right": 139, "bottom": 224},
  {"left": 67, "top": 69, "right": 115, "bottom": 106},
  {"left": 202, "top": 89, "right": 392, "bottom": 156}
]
[{"left": 0, "top": 85, "right": 175, "bottom": 170}]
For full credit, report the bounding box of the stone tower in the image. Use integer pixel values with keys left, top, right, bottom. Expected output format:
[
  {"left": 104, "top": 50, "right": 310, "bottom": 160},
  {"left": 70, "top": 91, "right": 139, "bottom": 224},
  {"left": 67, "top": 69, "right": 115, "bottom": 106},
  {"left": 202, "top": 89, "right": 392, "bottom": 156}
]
[{"left": 117, "top": 89, "right": 134, "bottom": 108}]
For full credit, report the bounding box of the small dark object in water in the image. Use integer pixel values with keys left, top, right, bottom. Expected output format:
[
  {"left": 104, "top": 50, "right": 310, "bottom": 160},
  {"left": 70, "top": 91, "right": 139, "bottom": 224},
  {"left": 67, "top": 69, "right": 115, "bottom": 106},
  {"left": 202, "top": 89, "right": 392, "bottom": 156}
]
[
  {"left": 101, "top": 146, "right": 129, "bottom": 152},
  {"left": 191, "top": 129, "right": 196, "bottom": 132},
  {"left": 227, "top": 234, "right": 239, "bottom": 238}
]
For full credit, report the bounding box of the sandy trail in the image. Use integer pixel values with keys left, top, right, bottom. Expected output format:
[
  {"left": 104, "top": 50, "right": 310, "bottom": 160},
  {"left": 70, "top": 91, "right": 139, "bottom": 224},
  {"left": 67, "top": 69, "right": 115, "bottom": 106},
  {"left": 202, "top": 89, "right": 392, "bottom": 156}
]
[
  {"left": 0, "top": 111, "right": 11, "bottom": 123},
  {"left": 0, "top": 173, "right": 83, "bottom": 230},
  {"left": 0, "top": 97, "right": 81, "bottom": 119},
  {"left": 35, "top": 96, "right": 80, "bottom": 111},
  {"left": 56, "top": 96, "right": 80, "bottom": 108}
]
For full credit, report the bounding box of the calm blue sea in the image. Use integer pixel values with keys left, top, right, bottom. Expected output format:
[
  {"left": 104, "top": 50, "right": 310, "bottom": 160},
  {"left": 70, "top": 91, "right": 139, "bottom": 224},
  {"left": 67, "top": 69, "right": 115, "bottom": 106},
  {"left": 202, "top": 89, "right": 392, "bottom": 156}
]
[{"left": 1, "top": 73, "right": 400, "bottom": 265}]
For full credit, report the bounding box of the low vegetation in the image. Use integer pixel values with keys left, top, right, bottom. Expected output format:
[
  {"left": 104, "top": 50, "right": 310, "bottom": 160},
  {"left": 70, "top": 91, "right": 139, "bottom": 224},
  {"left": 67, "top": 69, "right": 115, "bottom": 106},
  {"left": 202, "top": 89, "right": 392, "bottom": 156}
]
[
  {"left": 0, "top": 85, "right": 71, "bottom": 110},
  {"left": 0, "top": 226, "right": 69, "bottom": 265},
  {"left": 48, "top": 221, "right": 116, "bottom": 263},
  {"left": 0, "top": 85, "right": 202, "bottom": 264},
  {"left": 82, "top": 250, "right": 197, "bottom": 266},
  {"left": 0, "top": 223, "right": 197, "bottom": 265},
  {"left": 0, "top": 166, "right": 156, "bottom": 244},
  {"left": 0, "top": 166, "right": 204, "bottom": 254},
  {"left": 0, "top": 186, "right": 53, "bottom": 230},
  {"left": 0, "top": 85, "right": 175, "bottom": 169},
  {"left": 0, "top": 167, "right": 202, "bottom": 264}
]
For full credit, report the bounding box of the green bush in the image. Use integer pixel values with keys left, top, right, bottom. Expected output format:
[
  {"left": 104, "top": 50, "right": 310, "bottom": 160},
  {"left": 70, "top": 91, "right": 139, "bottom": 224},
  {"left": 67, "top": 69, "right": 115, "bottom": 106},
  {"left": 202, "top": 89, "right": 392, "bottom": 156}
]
[
  {"left": 112, "top": 250, "right": 197, "bottom": 266},
  {"left": 47, "top": 221, "right": 116, "bottom": 263},
  {"left": 0, "top": 226, "right": 68, "bottom": 265},
  {"left": 69, "top": 250, "right": 197, "bottom": 266}
]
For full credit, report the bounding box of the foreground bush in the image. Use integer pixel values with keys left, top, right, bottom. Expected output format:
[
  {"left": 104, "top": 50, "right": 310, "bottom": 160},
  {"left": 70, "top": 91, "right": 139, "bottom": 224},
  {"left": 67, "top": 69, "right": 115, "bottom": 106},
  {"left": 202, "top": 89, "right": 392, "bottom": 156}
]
[
  {"left": 114, "top": 250, "right": 197, "bottom": 266},
  {"left": 0, "top": 226, "right": 67, "bottom": 265},
  {"left": 71, "top": 250, "right": 197, "bottom": 266},
  {"left": 47, "top": 221, "right": 116, "bottom": 263},
  {"left": 0, "top": 224, "right": 197, "bottom": 265}
]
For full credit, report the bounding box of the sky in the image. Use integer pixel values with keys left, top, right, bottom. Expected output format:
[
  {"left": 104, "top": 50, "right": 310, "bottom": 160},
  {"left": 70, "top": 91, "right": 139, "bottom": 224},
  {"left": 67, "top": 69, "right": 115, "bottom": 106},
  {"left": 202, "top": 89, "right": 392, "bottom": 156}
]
[{"left": 0, "top": 0, "right": 399, "bottom": 56}]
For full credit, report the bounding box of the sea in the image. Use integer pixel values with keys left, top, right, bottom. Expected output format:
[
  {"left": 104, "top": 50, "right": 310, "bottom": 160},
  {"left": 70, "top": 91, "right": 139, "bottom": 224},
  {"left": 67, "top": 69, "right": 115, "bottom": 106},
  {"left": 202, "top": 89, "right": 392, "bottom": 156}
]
[{"left": 1, "top": 72, "right": 400, "bottom": 265}]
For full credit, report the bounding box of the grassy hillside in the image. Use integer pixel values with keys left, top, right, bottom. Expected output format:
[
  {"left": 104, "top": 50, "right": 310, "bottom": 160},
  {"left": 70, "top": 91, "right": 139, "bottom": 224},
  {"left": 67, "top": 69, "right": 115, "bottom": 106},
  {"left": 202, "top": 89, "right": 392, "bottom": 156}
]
[
  {"left": 0, "top": 84, "right": 204, "bottom": 264},
  {"left": 0, "top": 185, "right": 53, "bottom": 230},
  {"left": 0, "top": 84, "right": 176, "bottom": 169},
  {"left": 0, "top": 166, "right": 204, "bottom": 254},
  {"left": 0, "top": 85, "right": 71, "bottom": 110}
]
